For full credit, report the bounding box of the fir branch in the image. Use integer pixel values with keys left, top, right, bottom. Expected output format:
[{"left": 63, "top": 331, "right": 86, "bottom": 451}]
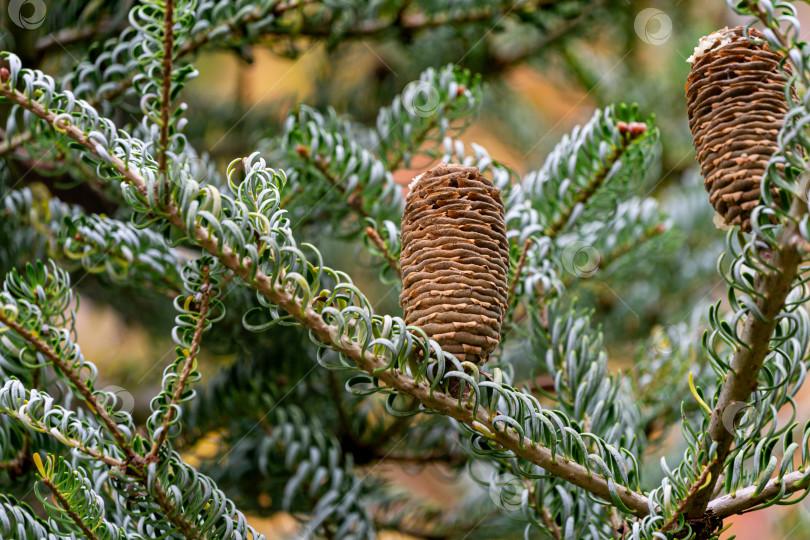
[
  {"left": 676, "top": 198, "right": 807, "bottom": 521},
  {"left": 0, "top": 80, "right": 652, "bottom": 517},
  {"left": 0, "top": 312, "right": 138, "bottom": 464},
  {"left": 540, "top": 508, "right": 563, "bottom": 540},
  {"left": 299, "top": 144, "right": 371, "bottom": 220},
  {"left": 170, "top": 215, "right": 652, "bottom": 514},
  {"left": 151, "top": 481, "right": 199, "bottom": 539},
  {"left": 559, "top": 221, "right": 667, "bottom": 289},
  {"left": 157, "top": 0, "right": 176, "bottom": 179},
  {"left": 176, "top": 0, "right": 312, "bottom": 58},
  {"left": 707, "top": 469, "right": 810, "bottom": 518},
  {"left": 544, "top": 123, "right": 647, "bottom": 239},
  {"left": 0, "top": 284, "right": 200, "bottom": 536},
  {"left": 386, "top": 115, "right": 439, "bottom": 172},
  {"left": 35, "top": 16, "right": 126, "bottom": 56},
  {"left": 300, "top": 0, "right": 544, "bottom": 39},
  {"left": 672, "top": 1, "right": 809, "bottom": 522},
  {"left": 171, "top": 189, "right": 651, "bottom": 514},
  {"left": 147, "top": 270, "right": 212, "bottom": 461},
  {"left": 0, "top": 493, "right": 53, "bottom": 537},
  {"left": 0, "top": 405, "right": 126, "bottom": 469},
  {"left": 40, "top": 475, "right": 102, "bottom": 540}
]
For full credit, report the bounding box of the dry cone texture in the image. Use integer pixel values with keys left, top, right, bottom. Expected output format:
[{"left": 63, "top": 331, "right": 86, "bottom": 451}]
[
  {"left": 686, "top": 26, "right": 791, "bottom": 232},
  {"left": 399, "top": 163, "right": 509, "bottom": 366}
]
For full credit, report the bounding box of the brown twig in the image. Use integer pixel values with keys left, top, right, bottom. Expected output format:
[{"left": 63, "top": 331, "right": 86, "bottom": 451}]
[
  {"left": 544, "top": 126, "right": 646, "bottom": 239},
  {"left": 0, "top": 407, "right": 125, "bottom": 468},
  {"left": 366, "top": 226, "right": 401, "bottom": 279},
  {"left": 146, "top": 270, "right": 212, "bottom": 461},
  {"left": 297, "top": 145, "right": 371, "bottom": 219},
  {"left": 0, "top": 0, "right": 579, "bottom": 159},
  {"left": 157, "top": 0, "right": 175, "bottom": 182},
  {"left": 707, "top": 469, "right": 810, "bottom": 518},
  {"left": 151, "top": 481, "right": 199, "bottom": 538},
  {"left": 0, "top": 313, "right": 139, "bottom": 464},
  {"left": 0, "top": 307, "right": 200, "bottom": 538},
  {"left": 42, "top": 475, "right": 102, "bottom": 540},
  {"left": 669, "top": 194, "right": 806, "bottom": 529},
  {"left": 508, "top": 236, "right": 533, "bottom": 307},
  {"left": 531, "top": 483, "right": 562, "bottom": 540},
  {"left": 35, "top": 13, "right": 130, "bottom": 57}
]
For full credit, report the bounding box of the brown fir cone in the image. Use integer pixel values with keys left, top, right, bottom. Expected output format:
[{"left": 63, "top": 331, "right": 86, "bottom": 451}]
[
  {"left": 686, "top": 26, "right": 792, "bottom": 232},
  {"left": 399, "top": 163, "right": 509, "bottom": 366}
]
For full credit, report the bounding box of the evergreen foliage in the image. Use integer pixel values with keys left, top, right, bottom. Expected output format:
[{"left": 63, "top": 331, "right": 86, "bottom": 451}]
[{"left": 1, "top": 1, "right": 809, "bottom": 539}]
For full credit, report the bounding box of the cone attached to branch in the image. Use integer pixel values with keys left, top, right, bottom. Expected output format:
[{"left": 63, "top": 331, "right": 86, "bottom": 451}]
[
  {"left": 399, "top": 163, "right": 509, "bottom": 366},
  {"left": 686, "top": 26, "right": 792, "bottom": 232}
]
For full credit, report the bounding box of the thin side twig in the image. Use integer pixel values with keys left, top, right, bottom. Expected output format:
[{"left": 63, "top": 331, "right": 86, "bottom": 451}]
[
  {"left": 707, "top": 469, "right": 810, "bottom": 518},
  {"left": 147, "top": 270, "right": 213, "bottom": 461},
  {"left": 157, "top": 0, "right": 176, "bottom": 181},
  {"left": 544, "top": 127, "right": 645, "bottom": 239},
  {"left": 508, "top": 236, "right": 533, "bottom": 308},
  {"left": 42, "top": 476, "right": 101, "bottom": 540},
  {"left": 0, "top": 313, "right": 139, "bottom": 464},
  {"left": 297, "top": 145, "right": 371, "bottom": 219},
  {"left": 365, "top": 226, "right": 401, "bottom": 279}
]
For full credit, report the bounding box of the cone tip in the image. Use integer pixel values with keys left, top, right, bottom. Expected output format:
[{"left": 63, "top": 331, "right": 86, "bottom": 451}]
[{"left": 687, "top": 27, "right": 735, "bottom": 64}]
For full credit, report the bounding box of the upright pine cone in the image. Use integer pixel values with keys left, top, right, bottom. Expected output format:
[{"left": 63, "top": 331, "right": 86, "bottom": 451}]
[
  {"left": 686, "top": 26, "right": 791, "bottom": 232},
  {"left": 399, "top": 163, "right": 509, "bottom": 365}
]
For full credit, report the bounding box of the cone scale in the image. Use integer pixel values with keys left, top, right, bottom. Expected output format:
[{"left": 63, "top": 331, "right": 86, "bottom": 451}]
[{"left": 399, "top": 163, "right": 509, "bottom": 366}]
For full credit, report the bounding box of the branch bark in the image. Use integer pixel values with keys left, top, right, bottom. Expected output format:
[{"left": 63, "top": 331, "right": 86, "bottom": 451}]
[
  {"left": 672, "top": 198, "right": 806, "bottom": 525},
  {"left": 707, "top": 469, "right": 810, "bottom": 518},
  {"left": 365, "top": 226, "right": 402, "bottom": 279},
  {"left": 42, "top": 475, "right": 102, "bottom": 540},
  {"left": 157, "top": 0, "right": 175, "bottom": 180}
]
